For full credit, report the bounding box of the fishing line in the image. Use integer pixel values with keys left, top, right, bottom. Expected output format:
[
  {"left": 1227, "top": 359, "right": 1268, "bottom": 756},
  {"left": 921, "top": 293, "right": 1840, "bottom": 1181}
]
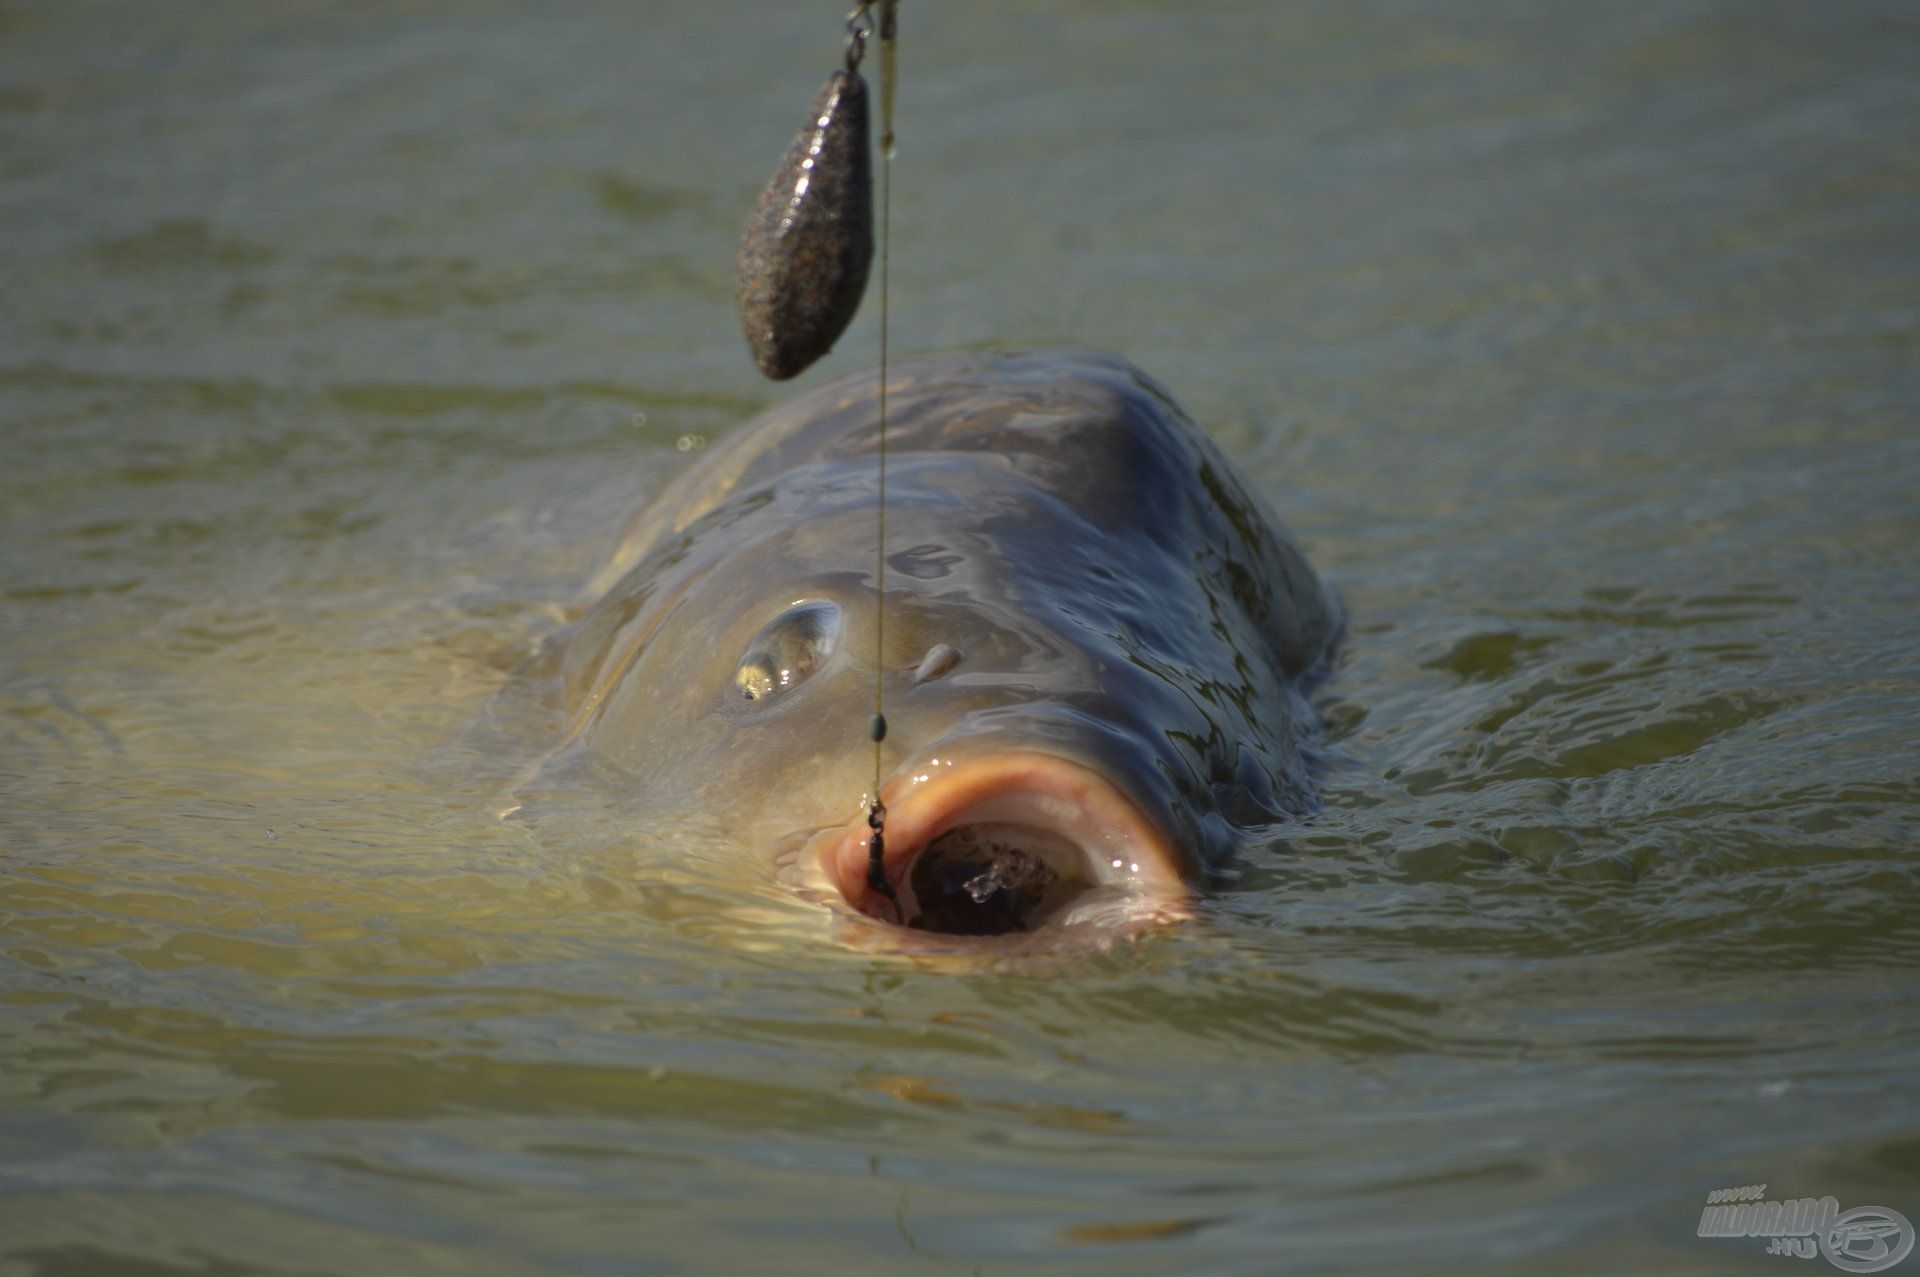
[
  {"left": 734, "top": 0, "right": 902, "bottom": 919},
  {"left": 864, "top": 0, "right": 900, "bottom": 921}
]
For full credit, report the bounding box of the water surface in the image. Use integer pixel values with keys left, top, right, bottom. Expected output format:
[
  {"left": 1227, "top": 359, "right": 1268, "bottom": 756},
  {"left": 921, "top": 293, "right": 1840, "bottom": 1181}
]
[{"left": 3, "top": 1, "right": 1918, "bottom": 1272}]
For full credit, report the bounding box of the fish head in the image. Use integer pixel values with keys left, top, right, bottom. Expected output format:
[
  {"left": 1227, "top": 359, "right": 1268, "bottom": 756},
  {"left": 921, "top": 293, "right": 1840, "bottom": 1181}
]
[{"left": 549, "top": 353, "right": 1340, "bottom": 946}]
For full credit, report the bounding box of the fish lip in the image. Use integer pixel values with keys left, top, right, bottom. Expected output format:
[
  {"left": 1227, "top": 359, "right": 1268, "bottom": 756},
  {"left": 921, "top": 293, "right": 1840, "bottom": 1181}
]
[{"left": 802, "top": 751, "right": 1189, "bottom": 935}]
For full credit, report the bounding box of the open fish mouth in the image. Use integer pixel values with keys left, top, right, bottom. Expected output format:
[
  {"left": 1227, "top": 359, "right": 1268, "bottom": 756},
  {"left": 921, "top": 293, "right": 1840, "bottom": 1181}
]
[{"left": 786, "top": 752, "right": 1188, "bottom": 940}]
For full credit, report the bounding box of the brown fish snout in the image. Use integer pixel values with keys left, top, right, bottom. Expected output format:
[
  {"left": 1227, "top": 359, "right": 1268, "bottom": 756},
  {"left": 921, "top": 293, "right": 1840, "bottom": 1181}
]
[{"left": 799, "top": 752, "right": 1187, "bottom": 939}]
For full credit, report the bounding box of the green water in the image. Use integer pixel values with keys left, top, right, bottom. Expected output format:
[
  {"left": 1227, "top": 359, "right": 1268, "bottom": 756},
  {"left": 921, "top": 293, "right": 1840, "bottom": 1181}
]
[{"left": 4, "top": 1, "right": 1918, "bottom": 1272}]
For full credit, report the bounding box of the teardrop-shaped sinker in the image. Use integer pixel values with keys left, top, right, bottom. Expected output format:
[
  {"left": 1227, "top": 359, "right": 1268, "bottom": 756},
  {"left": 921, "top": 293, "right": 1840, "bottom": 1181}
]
[{"left": 735, "top": 70, "right": 874, "bottom": 381}]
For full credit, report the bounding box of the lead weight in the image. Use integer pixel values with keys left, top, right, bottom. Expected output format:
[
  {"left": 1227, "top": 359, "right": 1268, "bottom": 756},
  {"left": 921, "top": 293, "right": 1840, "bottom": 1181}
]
[{"left": 736, "top": 69, "right": 874, "bottom": 381}]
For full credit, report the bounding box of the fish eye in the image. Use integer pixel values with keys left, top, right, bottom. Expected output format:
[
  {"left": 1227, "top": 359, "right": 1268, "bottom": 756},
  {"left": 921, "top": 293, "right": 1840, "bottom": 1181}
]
[{"left": 735, "top": 601, "right": 842, "bottom": 701}]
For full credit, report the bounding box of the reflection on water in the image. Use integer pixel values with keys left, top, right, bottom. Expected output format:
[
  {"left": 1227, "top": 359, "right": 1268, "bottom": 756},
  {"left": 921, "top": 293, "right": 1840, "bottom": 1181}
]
[{"left": 3, "top": 1, "right": 1917, "bottom": 1272}]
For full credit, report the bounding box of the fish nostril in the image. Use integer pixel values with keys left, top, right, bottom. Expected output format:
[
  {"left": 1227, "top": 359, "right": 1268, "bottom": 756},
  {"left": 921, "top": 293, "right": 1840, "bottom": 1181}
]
[{"left": 912, "top": 643, "right": 962, "bottom": 684}]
